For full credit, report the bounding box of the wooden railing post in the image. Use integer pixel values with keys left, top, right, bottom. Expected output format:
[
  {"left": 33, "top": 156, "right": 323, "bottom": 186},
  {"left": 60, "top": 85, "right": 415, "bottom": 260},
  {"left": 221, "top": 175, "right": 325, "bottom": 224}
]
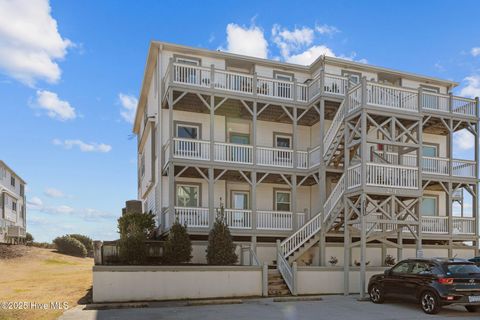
[
  {"left": 319, "top": 69, "right": 325, "bottom": 96},
  {"left": 169, "top": 57, "right": 174, "bottom": 85},
  {"left": 210, "top": 64, "right": 215, "bottom": 89},
  {"left": 292, "top": 261, "right": 298, "bottom": 296}
]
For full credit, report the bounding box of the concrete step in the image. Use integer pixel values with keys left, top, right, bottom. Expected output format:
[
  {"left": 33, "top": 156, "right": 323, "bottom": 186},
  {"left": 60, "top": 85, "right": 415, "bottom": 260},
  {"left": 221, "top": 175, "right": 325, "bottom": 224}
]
[{"left": 268, "top": 288, "right": 291, "bottom": 296}]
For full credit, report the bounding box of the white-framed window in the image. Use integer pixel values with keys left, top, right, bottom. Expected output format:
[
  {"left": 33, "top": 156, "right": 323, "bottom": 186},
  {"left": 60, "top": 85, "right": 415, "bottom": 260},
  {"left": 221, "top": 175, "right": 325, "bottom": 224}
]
[
  {"left": 275, "top": 190, "right": 291, "bottom": 212},
  {"left": 140, "top": 153, "right": 145, "bottom": 177},
  {"left": 275, "top": 134, "right": 292, "bottom": 149},
  {"left": 421, "top": 196, "right": 437, "bottom": 216},
  {"left": 12, "top": 200, "right": 17, "bottom": 212},
  {"left": 175, "top": 123, "right": 200, "bottom": 140},
  {"left": 232, "top": 191, "right": 249, "bottom": 210},
  {"left": 176, "top": 184, "right": 200, "bottom": 207},
  {"left": 422, "top": 145, "right": 437, "bottom": 157},
  {"left": 175, "top": 56, "right": 200, "bottom": 66}
]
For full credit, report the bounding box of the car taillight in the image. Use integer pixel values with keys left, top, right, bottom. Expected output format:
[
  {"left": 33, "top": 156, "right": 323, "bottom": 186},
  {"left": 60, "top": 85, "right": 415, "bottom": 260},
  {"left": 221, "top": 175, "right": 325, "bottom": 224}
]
[{"left": 438, "top": 278, "right": 454, "bottom": 285}]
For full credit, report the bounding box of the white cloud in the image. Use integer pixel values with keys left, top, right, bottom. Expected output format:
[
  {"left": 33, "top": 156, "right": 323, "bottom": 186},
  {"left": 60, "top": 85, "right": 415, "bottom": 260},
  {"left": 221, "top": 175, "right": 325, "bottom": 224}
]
[
  {"left": 224, "top": 23, "right": 268, "bottom": 58},
  {"left": 27, "top": 196, "right": 44, "bottom": 210},
  {"left": 44, "top": 187, "right": 64, "bottom": 198},
  {"left": 118, "top": 93, "right": 138, "bottom": 124},
  {"left": 286, "top": 45, "right": 336, "bottom": 65},
  {"left": 471, "top": 47, "right": 480, "bottom": 57},
  {"left": 53, "top": 139, "right": 112, "bottom": 153},
  {"left": 459, "top": 75, "right": 480, "bottom": 98},
  {"left": 315, "top": 24, "right": 339, "bottom": 36},
  {"left": 454, "top": 129, "right": 475, "bottom": 151},
  {"left": 272, "top": 25, "right": 314, "bottom": 59},
  {"left": 0, "top": 0, "right": 72, "bottom": 86},
  {"left": 35, "top": 90, "right": 76, "bottom": 121}
]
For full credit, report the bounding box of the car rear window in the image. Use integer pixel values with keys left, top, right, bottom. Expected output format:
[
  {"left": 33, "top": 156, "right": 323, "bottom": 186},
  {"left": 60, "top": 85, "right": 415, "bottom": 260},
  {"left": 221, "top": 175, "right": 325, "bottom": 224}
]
[{"left": 446, "top": 263, "right": 480, "bottom": 274}]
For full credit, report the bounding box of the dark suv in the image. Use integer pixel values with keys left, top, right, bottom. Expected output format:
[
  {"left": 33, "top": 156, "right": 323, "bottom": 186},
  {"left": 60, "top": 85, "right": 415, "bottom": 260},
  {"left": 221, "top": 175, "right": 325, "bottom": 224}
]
[{"left": 368, "top": 258, "right": 480, "bottom": 314}]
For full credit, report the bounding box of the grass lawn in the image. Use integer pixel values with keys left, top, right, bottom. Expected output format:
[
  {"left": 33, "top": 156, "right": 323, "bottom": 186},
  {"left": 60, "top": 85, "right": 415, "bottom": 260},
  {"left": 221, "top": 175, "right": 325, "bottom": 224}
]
[{"left": 0, "top": 246, "right": 93, "bottom": 320}]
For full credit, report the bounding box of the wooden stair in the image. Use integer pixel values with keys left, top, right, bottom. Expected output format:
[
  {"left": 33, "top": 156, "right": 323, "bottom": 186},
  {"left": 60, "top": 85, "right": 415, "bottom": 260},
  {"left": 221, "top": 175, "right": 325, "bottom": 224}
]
[{"left": 268, "top": 270, "right": 291, "bottom": 296}]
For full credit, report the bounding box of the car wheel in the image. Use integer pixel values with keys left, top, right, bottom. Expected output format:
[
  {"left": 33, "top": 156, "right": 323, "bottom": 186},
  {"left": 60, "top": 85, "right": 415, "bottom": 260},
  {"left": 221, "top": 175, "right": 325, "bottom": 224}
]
[
  {"left": 465, "top": 306, "right": 479, "bottom": 312},
  {"left": 420, "top": 291, "right": 440, "bottom": 314},
  {"left": 369, "top": 284, "right": 385, "bottom": 304}
]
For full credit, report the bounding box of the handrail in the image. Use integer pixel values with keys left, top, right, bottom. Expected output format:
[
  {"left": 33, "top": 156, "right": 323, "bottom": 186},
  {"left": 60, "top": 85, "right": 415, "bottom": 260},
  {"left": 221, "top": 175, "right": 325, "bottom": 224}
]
[
  {"left": 323, "top": 100, "right": 346, "bottom": 157},
  {"left": 323, "top": 174, "right": 345, "bottom": 221},
  {"left": 277, "top": 247, "right": 295, "bottom": 293},
  {"left": 241, "top": 245, "right": 260, "bottom": 266}
]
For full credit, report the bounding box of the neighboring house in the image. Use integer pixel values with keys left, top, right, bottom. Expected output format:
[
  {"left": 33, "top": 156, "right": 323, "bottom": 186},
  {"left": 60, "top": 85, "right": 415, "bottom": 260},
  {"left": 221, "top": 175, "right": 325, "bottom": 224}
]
[
  {"left": 132, "top": 41, "right": 479, "bottom": 289},
  {"left": 0, "top": 161, "right": 27, "bottom": 244}
]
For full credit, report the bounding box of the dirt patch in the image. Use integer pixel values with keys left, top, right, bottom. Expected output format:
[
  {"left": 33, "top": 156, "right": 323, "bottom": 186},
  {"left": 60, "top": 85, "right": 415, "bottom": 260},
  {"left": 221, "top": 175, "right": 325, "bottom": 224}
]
[{"left": 0, "top": 244, "right": 30, "bottom": 259}]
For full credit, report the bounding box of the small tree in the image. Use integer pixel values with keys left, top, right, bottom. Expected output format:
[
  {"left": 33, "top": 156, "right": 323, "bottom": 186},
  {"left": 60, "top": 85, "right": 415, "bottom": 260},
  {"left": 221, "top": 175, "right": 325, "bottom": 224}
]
[
  {"left": 68, "top": 234, "right": 93, "bottom": 252},
  {"left": 118, "top": 222, "right": 147, "bottom": 264},
  {"left": 53, "top": 236, "right": 87, "bottom": 257},
  {"left": 206, "top": 202, "right": 238, "bottom": 265},
  {"left": 118, "top": 211, "right": 156, "bottom": 238},
  {"left": 25, "top": 232, "right": 34, "bottom": 242},
  {"left": 163, "top": 220, "right": 192, "bottom": 264}
]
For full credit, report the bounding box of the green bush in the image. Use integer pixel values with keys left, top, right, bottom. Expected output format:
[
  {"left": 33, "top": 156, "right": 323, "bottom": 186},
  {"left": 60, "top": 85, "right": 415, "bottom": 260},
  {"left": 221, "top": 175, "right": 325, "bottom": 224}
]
[
  {"left": 118, "top": 224, "right": 147, "bottom": 264},
  {"left": 53, "top": 236, "right": 87, "bottom": 257},
  {"left": 25, "top": 232, "right": 34, "bottom": 242},
  {"left": 68, "top": 234, "right": 93, "bottom": 252},
  {"left": 206, "top": 206, "right": 238, "bottom": 265},
  {"left": 118, "top": 211, "right": 156, "bottom": 238},
  {"left": 163, "top": 220, "right": 192, "bottom": 264}
]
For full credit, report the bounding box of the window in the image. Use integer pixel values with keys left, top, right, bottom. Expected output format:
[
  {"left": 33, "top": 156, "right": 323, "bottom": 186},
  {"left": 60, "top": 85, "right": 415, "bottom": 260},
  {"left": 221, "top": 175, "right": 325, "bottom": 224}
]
[
  {"left": 275, "top": 190, "right": 291, "bottom": 212},
  {"left": 12, "top": 201, "right": 17, "bottom": 212},
  {"left": 176, "top": 184, "right": 200, "bottom": 207},
  {"left": 342, "top": 70, "right": 361, "bottom": 86},
  {"left": 176, "top": 123, "right": 200, "bottom": 139},
  {"left": 392, "top": 261, "right": 410, "bottom": 274},
  {"left": 20, "top": 184, "right": 25, "bottom": 197},
  {"left": 232, "top": 191, "right": 249, "bottom": 210},
  {"left": 422, "top": 145, "right": 437, "bottom": 157},
  {"left": 274, "top": 72, "right": 293, "bottom": 98},
  {"left": 175, "top": 56, "right": 200, "bottom": 66},
  {"left": 275, "top": 134, "right": 292, "bottom": 149},
  {"left": 21, "top": 205, "right": 24, "bottom": 218},
  {"left": 421, "top": 196, "right": 437, "bottom": 216},
  {"left": 0, "top": 166, "right": 5, "bottom": 179},
  {"left": 11, "top": 176, "right": 15, "bottom": 187},
  {"left": 411, "top": 262, "right": 431, "bottom": 274}
]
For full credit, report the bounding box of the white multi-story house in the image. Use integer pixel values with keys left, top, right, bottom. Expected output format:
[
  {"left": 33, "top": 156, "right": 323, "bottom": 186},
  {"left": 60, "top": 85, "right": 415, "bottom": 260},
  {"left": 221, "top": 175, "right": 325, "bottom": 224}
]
[
  {"left": 0, "top": 161, "right": 27, "bottom": 243},
  {"left": 133, "top": 41, "right": 479, "bottom": 294}
]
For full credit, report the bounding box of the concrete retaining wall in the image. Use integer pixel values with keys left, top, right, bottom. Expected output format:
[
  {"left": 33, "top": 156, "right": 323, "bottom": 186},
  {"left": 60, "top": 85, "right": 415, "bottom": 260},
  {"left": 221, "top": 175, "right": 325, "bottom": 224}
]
[
  {"left": 297, "top": 267, "right": 389, "bottom": 295},
  {"left": 93, "top": 265, "right": 264, "bottom": 303}
]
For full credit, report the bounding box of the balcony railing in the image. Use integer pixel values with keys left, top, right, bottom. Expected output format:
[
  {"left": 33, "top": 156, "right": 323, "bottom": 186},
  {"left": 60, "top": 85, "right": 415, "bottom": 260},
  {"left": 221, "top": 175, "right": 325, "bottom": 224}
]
[
  {"left": 224, "top": 209, "right": 252, "bottom": 229},
  {"left": 175, "top": 207, "right": 209, "bottom": 228},
  {"left": 366, "top": 163, "right": 418, "bottom": 189},
  {"left": 166, "top": 62, "right": 477, "bottom": 117}
]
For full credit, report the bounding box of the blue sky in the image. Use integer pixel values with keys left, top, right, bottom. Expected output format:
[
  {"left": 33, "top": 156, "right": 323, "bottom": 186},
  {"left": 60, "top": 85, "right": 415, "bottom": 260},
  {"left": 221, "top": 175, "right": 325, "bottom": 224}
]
[{"left": 1, "top": 0, "right": 479, "bottom": 242}]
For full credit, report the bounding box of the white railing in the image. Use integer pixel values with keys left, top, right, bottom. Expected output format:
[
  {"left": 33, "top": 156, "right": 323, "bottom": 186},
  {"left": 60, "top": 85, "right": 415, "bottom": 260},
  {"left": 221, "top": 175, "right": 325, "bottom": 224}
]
[
  {"left": 347, "top": 164, "right": 362, "bottom": 189},
  {"left": 324, "top": 73, "right": 348, "bottom": 96},
  {"left": 257, "top": 211, "right": 292, "bottom": 230},
  {"left": 367, "top": 82, "right": 418, "bottom": 112},
  {"left": 173, "top": 138, "right": 210, "bottom": 160},
  {"left": 297, "top": 212, "right": 306, "bottom": 227},
  {"left": 224, "top": 209, "right": 252, "bottom": 229},
  {"left": 280, "top": 211, "right": 321, "bottom": 258},
  {"left": 257, "top": 77, "right": 293, "bottom": 100},
  {"left": 348, "top": 84, "right": 362, "bottom": 112},
  {"left": 174, "top": 207, "right": 209, "bottom": 228},
  {"left": 297, "top": 151, "right": 309, "bottom": 169},
  {"left": 421, "top": 216, "right": 448, "bottom": 234},
  {"left": 308, "top": 77, "right": 321, "bottom": 101},
  {"left": 297, "top": 84, "right": 308, "bottom": 102},
  {"left": 214, "top": 70, "right": 253, "bottom": 94},
  {"left": 277, "top": 250, "right": 295, "bottom": 293},
  {"left": 452, "top": 96, "right": 477, "bottom": 117},
  {"left": 452, "top": 160, "right": 476, "bottom": 178},
  {"left": 323, "top": 101, "right": 346, "bottom": 156},
  {"left": 257, "top": 147, "right": 293, "bottom": 168},
  {"left": 308, "top": 146, "right": 321, "bottom": 168},
  {"left": 173, "top": 63, "right": 211, "bottom": 88},
  {"left": 214, "top": 142, "right": 253, "bottom": 164},
  {"left": 421, "top": 92, "right": 449, "bottom": 112},
  {"left": 324, "top": 174, "right": 345, "bottom": 221},
  {"left": 452, "top": 217, "right": 475, "bottom": 235},
  {"left": 422, "top": 156, "right": 449, "bottom": 175},
  {"left": 366, "top": 163, "right": 418, "bottom": 189}
]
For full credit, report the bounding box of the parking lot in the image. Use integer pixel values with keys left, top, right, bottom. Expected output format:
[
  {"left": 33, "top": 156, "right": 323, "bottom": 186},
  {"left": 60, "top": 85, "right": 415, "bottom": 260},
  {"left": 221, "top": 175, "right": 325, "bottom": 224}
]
[{"left": 60, "top": 295, "right": 480, "bottom": 320}]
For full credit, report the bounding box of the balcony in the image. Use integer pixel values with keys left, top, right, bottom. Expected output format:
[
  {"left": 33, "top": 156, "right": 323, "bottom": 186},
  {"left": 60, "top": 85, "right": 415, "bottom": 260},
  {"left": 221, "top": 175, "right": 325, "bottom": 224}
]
[
  {"left": 7, "top": 225, "right": 26, "bottom": 237},
  {"left": 164, "top": 207, "right": 306, "bottom": 231},
  {"left": 165, "top": 138, "right": 321, "bottom": 170},
  {"left": 163, "top": 62, "right": 477, "bottom": 118}
]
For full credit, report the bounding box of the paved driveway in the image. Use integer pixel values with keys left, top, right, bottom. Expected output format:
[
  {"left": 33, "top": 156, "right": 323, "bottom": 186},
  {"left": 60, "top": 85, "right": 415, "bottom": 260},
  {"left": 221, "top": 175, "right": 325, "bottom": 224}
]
[{"left": 60, "top": 295, "right": 480, "bottom": 320}]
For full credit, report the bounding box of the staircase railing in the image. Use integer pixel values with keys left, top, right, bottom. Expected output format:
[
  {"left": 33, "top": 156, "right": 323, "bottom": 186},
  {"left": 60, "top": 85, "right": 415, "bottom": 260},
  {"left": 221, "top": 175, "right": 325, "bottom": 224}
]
[
  {"left": 323, "top": 174, "right": 345, "bottom": 223},
  {"left": 277, "top": 245, "right": 296, "bottom": 294},
  {"left": 323, "top": 100, "right": 346, "bottom": 157},
  {"left": 280, "top": 211, "right": 322, "bottom": 258}
]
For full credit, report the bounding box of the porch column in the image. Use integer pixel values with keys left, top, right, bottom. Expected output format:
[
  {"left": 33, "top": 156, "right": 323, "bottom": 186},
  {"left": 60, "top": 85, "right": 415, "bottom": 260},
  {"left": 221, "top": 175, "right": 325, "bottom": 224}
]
[
  {"left": 168, "top": 88, "right": 174, "bottom": 162},
  {"left": 208, "top": 167, "right": 215, "bottom": 228},
  {"left": 343, "top": 196, "right": 350, "bottom": 296},
  {"left": 447, "top": 182, "right": 453, "bottom": 257},
  {"left": 253, "top": 102, "right": 257, "bottom": 165},
  {"left": 168, "top": 162, "right": 175, "bottom": 229},
  {"left": 396, "top": 196, "right": 403, "bottom": 261},
  {"left": 210, "top": 92, "right": 214, "bottom": 163},
  {"left": 319, "top": 99, "right": 326, "bottom": 266},
  {"left": 292, "top": 173, "right": 298, "bottom": 231},
  {"left": 293, "top": 106, "right": 298, "bottom": 168},
  {"left": 359, "top": 194, "right": 367, "bottom": 300},
  {"left": 251, "top": 171, "right": 257, "bottom": 231}
]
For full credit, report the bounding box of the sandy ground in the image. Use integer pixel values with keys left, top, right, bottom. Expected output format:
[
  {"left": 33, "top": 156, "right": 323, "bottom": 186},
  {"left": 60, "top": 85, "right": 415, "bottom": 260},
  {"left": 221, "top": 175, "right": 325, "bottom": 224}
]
[{"left": 0, "top": 246, "right": 93, "bottom": 320}]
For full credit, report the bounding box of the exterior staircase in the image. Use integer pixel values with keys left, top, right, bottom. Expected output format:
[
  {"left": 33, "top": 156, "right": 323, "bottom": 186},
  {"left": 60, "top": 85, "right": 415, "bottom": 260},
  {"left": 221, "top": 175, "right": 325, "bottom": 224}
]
[
  {"left": 323, "top": 100, "right": 346, "bottom": 166},
  {"left": 268, "top": 270, "right": 291, "bottom": 296}
]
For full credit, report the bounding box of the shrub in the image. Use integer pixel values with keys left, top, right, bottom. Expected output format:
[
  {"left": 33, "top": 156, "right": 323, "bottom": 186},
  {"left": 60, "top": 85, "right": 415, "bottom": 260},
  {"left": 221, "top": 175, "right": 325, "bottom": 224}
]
[
  {"left": 68, "top": 234, "right": 93, "bottom": 252},
  {"left": 53, "top": 236, "right": 87, "bottom": 257},
  {"left": 118, "top": 224, "right": 147, "bottom": 265},
  {"left": 206, "top": 205, "right": 237, "bottom": 265},
  {"left": 163, "top": 220, "right": 192, "bottom": 264},
  {"left": 25, "top": 232, "right": 34, "bottom": 242},
  {"left": 118, "top": 211, "right": 156, "bottom": 238}
]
